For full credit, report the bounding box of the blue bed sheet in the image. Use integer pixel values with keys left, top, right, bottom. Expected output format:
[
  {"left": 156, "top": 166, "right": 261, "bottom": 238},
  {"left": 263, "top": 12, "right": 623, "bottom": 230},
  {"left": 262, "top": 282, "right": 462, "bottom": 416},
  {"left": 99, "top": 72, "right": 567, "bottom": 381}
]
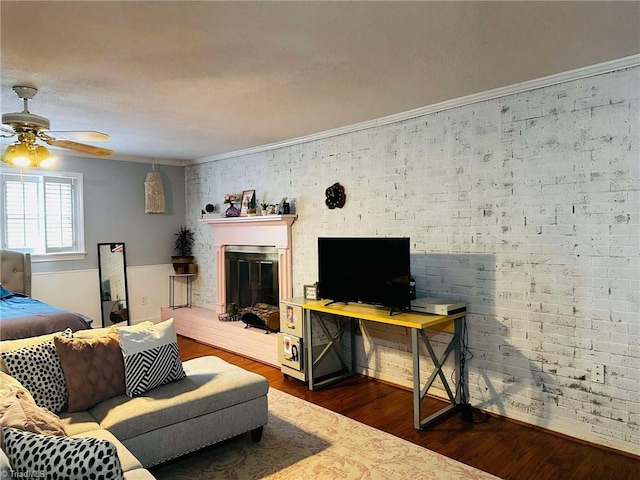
[{"left": 0, "top": 293, "right": 92, "bottom": 340}]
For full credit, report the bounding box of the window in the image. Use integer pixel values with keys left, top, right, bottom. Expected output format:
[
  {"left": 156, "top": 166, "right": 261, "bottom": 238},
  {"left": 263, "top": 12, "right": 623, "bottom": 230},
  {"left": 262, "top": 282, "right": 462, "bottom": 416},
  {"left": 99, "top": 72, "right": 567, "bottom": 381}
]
[{"left": 0, "top": 170, "right": 85, "bottom": 260}]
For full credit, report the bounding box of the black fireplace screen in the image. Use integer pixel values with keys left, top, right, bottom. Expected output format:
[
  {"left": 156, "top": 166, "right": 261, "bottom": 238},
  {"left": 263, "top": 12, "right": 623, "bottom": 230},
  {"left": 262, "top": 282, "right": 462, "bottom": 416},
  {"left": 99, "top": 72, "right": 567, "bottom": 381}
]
[{"left": 225, "top": 249, "right": 279, "bottom": 308}]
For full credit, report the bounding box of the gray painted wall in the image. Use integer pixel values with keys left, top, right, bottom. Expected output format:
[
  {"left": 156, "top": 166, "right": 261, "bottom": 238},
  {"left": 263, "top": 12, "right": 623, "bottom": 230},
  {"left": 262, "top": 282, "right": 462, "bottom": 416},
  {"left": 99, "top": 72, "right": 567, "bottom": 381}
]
[{"left": 33, "top": 155, "right": 185, "bottom": 273}]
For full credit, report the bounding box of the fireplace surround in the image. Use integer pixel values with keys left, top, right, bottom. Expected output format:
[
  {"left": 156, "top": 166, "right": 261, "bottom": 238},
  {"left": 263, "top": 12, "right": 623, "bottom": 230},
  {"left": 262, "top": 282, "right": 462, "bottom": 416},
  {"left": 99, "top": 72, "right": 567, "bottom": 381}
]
[{"left": 200, "top": 215, "right": 297, "bottom": 313}]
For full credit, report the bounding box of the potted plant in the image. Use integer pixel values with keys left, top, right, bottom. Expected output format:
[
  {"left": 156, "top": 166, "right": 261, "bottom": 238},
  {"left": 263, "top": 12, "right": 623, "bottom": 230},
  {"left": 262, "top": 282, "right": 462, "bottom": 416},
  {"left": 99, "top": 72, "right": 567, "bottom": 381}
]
[
  {"left": 172, "top": 226, "right": 197, "bottom": 274},
  {"left": 247, "top": 195, "right": 257, "bottom": 216}
]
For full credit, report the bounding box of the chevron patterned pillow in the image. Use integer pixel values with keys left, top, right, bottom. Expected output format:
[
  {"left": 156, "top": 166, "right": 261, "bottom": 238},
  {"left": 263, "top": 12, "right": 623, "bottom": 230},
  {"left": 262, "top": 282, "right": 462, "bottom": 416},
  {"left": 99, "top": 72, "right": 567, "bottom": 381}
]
[{"left": 117, "top": 319, "right": 186, "bottom": 396}]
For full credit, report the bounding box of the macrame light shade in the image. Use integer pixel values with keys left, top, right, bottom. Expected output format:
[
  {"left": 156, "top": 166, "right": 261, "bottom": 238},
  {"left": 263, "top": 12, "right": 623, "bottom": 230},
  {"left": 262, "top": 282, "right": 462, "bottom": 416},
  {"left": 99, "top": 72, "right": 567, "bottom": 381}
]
[{"left": 144, "top": 170, "right": 166, "bottom": 213}]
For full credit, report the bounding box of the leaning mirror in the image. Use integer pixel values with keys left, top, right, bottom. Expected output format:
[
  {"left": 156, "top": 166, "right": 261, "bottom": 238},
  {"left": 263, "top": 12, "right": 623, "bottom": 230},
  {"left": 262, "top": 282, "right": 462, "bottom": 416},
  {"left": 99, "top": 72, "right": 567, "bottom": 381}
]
[{"left": 97, "top": 243, "right": 130, "bottom": 327}]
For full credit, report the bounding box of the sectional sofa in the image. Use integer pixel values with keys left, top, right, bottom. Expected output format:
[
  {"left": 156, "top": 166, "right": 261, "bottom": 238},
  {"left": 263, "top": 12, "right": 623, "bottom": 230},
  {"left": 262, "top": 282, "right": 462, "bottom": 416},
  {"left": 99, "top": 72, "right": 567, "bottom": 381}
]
[{"left": 0, "top": 320, "right": 269, "bottom": 479}]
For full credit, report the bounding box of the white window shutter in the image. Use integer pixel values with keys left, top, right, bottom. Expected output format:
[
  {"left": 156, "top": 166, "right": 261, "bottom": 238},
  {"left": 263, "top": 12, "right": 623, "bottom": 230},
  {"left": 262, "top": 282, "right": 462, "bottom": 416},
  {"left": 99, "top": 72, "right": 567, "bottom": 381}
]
[
  {"left": 3, "top": 176, "right": 39, "bottom": 250},
  {"left": 44, "top": 176, "right": 74, "bottom": 251}
]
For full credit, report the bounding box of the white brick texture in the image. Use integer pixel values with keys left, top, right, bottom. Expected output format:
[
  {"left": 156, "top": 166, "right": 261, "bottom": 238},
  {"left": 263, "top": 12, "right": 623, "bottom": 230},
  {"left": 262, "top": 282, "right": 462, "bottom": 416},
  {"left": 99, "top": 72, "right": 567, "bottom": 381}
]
[{"left": 186, "top": 66, "right": 640, "bottom": 454}]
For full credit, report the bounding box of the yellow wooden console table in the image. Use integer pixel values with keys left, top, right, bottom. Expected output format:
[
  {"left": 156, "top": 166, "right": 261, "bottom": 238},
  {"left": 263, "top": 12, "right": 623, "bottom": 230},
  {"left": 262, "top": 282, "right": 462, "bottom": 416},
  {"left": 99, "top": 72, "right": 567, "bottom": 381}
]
[{"left": 293, "top": 298, "right": 466, "bottom": 430}]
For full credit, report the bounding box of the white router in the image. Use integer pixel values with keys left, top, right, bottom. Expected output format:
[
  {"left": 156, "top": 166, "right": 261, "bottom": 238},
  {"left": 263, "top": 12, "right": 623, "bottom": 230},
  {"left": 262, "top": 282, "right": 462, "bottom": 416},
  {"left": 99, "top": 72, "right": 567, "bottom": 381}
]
[{"left": 410, "top": 297, "right": 466, "bottom": 316}]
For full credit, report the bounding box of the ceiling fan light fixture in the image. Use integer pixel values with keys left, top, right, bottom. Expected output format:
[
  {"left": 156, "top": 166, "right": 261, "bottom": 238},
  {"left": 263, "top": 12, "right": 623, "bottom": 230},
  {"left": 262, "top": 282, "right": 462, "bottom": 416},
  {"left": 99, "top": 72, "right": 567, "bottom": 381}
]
[
  {"left": 8, "top": 142, "right": 31, "bottom": 166},
  {"left": 1, "top": 141, "right": 56, "bottom": 168},
  {"left": 1, "top": 145, "right": 16, "bottom": 166},
  {"left": 34, "top": 144, "right": 55, "bottom": 167}
]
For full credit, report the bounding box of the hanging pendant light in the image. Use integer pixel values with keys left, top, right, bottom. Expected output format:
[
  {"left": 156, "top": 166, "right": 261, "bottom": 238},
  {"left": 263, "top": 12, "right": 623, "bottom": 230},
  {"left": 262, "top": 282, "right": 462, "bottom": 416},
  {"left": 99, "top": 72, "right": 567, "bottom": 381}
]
[{"left": 144, "top": 162, "right": 166, "bottom": 213}]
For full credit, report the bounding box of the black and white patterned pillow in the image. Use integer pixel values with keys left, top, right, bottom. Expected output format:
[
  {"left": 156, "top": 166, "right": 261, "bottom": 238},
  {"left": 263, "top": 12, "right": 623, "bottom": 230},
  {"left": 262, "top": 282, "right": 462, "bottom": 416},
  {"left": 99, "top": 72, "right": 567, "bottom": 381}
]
[
  {"left": 118, "top": 319, "right": 185, "bottom": 396},
  {"left": 0, "top": 329, "right": 72, "bottom": 412},
  {"left": 3, "top": 427, "right": 124, "bottom": 479}
]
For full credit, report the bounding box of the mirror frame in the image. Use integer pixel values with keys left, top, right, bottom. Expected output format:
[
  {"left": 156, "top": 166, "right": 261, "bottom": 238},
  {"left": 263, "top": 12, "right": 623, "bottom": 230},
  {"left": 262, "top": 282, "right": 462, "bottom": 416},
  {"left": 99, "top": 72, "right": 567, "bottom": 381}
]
[{"left": 97, "top": 242, "right": 131, "bottom": 328}]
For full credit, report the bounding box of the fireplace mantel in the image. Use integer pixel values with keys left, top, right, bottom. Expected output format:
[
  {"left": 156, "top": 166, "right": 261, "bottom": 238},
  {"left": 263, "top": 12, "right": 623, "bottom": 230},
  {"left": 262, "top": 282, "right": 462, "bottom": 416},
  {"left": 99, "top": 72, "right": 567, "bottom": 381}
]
[{"left": 200, "top": 214, "right": 297, "bottom": 313}]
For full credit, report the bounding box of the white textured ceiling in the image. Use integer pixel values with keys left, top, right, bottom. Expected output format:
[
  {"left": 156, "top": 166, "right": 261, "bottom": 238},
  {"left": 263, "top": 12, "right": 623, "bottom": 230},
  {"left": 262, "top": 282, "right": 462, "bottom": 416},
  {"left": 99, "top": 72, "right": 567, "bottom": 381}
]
[{"left": 2, "top": 1, "right": 639, "bottom": 163}]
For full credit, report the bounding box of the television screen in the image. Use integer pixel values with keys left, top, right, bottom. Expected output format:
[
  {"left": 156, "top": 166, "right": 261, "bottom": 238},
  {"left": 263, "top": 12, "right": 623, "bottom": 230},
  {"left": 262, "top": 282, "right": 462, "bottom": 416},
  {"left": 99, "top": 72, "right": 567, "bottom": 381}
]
[{"left": 317, "top": 237, "right": 411, "bottom": 314}]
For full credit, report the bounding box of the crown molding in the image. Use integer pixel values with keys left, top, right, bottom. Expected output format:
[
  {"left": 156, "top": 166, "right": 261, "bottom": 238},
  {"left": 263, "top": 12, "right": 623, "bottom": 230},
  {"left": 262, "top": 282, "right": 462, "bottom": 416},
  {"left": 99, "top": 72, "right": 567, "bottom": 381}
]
[
  {"left": 194, "top": 54, "right": 640, "bottom": 165},
  {"left": 53, "top": 149, "right": 190, "bottom": 166}
]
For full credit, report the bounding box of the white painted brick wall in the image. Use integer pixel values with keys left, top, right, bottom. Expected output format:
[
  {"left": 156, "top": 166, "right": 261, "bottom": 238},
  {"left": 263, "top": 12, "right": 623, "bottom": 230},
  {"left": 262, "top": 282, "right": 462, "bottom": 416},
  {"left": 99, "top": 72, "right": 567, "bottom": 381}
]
[{"left": 186, "top": 66, "right": 639, "bottom": 454}]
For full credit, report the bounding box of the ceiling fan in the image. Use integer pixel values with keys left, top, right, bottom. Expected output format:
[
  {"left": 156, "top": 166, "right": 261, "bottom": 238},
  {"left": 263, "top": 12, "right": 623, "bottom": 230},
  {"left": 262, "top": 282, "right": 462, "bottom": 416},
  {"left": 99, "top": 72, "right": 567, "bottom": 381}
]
[{"left": 1, "top": 85, "right": 113, "bottom": 166}]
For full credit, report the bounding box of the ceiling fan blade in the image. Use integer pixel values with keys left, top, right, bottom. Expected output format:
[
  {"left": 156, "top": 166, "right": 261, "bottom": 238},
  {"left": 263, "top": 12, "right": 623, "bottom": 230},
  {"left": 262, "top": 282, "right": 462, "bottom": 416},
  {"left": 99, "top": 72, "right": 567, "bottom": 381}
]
[
  {"left": 1, "top": 126, "right": 16, "bottom": 137},
  {"left": 48, "top": 139, "right": 113, "bottom": 157},
  {"left": 45, "top": 131, "right": 110, "bottom": 142}
]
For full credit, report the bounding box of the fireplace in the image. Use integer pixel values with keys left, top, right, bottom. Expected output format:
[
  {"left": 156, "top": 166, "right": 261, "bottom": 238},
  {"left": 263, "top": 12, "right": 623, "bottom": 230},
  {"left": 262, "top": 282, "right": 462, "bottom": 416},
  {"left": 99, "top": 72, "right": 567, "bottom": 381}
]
[
  {"left": 200, "top": 215, "right": 297, "bottom": 313},
  {"left": 225, "top": 246, "right": 279, "bottom": 308}
]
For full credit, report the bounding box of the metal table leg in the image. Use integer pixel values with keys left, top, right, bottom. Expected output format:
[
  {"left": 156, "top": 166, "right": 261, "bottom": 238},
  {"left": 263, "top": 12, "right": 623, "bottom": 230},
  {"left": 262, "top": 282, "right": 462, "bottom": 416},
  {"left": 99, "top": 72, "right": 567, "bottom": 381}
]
[{"left": 413, "top": 317, "right": 463, "bottom": 429}]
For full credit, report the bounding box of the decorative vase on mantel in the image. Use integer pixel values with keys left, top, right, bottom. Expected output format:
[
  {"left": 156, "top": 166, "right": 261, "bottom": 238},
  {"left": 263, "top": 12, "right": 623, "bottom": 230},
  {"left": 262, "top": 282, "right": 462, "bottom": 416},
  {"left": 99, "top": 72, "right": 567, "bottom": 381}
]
[{"left": 225, "top": 203, "right": 240, "bottom": 217}]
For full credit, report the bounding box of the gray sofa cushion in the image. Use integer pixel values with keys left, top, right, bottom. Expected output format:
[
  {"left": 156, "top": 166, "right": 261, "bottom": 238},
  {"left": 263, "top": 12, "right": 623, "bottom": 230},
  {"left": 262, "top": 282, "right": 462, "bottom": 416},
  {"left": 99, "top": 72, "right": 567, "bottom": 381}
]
[
  {"left": 123, "top": 395, "right": 267, "bottom": 467},
  {"left": 89, "top": 356, "right": 269, "bottom": 441},
  {"left": 57, "top": 410, "right": 102, "bottom": 436}
]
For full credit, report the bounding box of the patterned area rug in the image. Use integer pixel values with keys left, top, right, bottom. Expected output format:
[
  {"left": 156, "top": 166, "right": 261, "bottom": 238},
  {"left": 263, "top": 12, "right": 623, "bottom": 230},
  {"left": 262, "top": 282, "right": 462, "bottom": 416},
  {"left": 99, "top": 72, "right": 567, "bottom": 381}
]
[{"left": 151, "top": 389, "right": 500, "bottom": 480}]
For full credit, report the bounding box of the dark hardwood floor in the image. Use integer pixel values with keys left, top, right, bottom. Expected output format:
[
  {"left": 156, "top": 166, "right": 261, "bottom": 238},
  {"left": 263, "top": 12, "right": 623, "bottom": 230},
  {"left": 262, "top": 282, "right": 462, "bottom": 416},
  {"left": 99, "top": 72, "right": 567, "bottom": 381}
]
[{"left": 178, "top": 335, "right": 639, "bottom": 480}]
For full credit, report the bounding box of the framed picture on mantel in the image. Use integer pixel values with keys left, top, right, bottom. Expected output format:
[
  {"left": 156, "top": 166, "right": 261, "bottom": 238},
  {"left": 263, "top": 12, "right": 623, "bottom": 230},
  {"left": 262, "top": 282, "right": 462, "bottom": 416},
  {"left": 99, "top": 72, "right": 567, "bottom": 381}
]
[{"left": 240, "top": 190, "right": 255, "bottom": 216}]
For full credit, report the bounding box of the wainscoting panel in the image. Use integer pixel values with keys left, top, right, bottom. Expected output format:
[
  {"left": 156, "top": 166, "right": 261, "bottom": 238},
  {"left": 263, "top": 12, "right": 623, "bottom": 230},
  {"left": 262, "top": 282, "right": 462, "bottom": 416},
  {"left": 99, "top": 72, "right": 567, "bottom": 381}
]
[
  {"left": 32, "top": 269, "right": 100, "bottom": 325},
  {"left": 126, "top": 264, "right": 174, "bottom": 324},
  {"left": 32, "top": 264, "right": 172, "bottom": 327}
]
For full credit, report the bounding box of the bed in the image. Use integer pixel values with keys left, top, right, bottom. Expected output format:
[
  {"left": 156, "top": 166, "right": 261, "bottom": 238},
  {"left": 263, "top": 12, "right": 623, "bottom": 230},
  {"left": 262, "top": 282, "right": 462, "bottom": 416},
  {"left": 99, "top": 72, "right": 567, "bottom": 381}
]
[{"left": 0, "top": 249, "right": 92, "bottom": 340}]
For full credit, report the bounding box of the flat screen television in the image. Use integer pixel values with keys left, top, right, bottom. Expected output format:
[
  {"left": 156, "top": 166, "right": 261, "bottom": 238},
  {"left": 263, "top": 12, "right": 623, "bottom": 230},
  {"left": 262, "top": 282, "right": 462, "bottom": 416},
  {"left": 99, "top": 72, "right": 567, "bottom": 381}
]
[{"left": 317, "top": 237, "right": 411, "bottom": 315}]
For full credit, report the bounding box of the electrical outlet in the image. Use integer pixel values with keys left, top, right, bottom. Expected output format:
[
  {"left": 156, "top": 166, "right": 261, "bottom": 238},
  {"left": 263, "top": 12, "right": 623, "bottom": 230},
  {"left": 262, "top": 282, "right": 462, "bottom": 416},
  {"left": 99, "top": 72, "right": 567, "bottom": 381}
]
[
  {"left": 141, "top": 296, "right": 148, "bottom": 306},
  {"left": 592, "top": 364, "right": 605, "bottom": 384}
]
